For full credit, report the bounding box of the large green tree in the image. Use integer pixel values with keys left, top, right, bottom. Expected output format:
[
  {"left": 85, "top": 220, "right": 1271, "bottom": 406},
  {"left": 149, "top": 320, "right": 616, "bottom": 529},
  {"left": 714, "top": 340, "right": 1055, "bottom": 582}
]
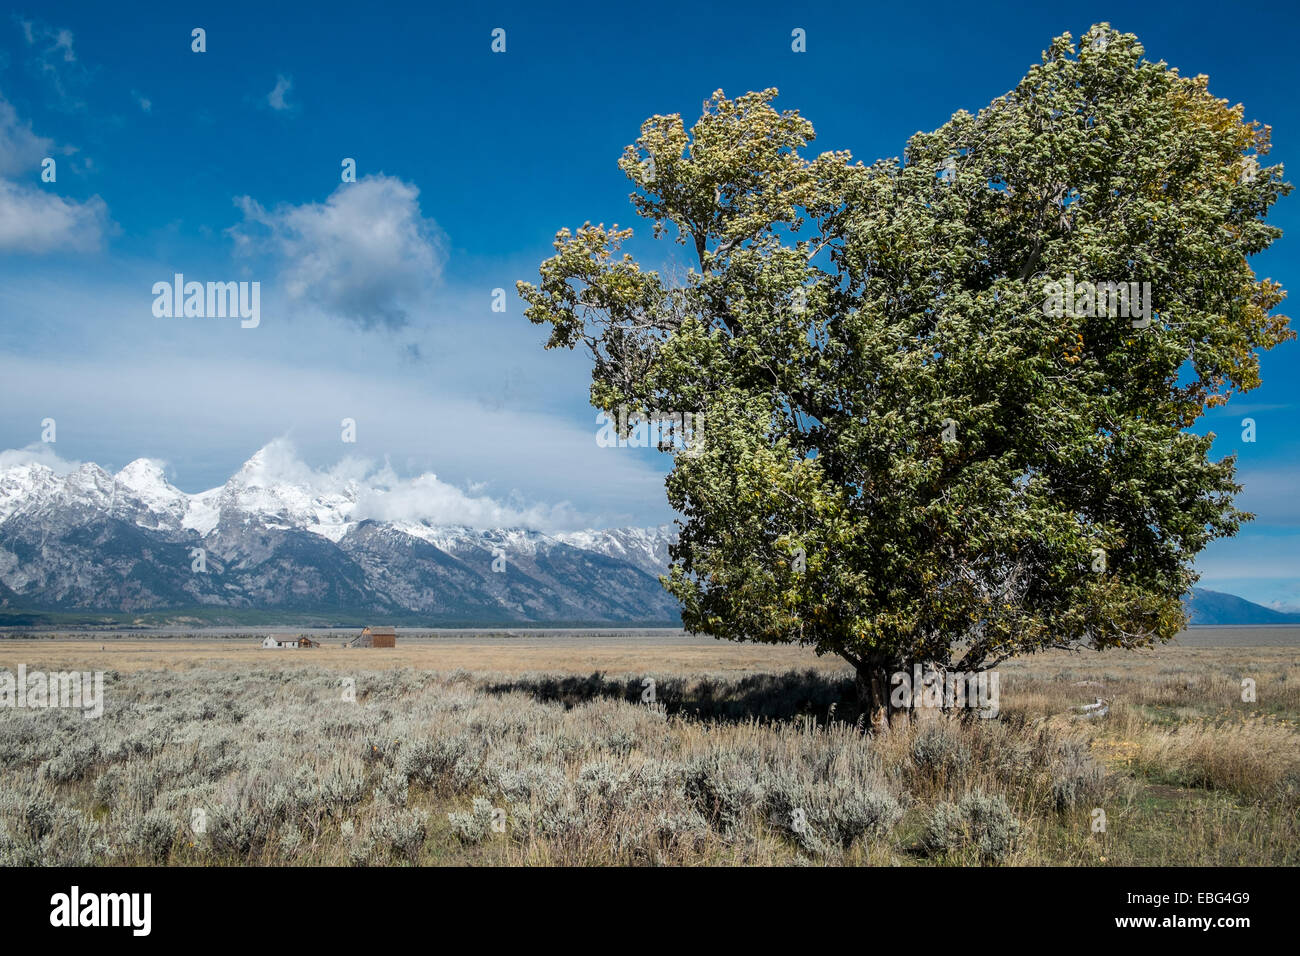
[{"left": 519, "top": 24, "right": 1292, "bottom": 729}]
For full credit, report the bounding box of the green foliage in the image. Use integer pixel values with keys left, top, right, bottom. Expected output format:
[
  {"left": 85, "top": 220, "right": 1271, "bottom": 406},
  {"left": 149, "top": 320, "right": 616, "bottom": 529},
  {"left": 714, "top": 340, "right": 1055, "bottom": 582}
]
[{"left": 519, "top": 25, "right": 1292, "bottom": 685}]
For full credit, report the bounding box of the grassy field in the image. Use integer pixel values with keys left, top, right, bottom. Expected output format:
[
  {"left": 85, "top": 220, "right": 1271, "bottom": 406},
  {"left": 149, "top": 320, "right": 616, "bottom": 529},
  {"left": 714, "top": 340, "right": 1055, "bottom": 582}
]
[{"left": 0, "top": 634, "right": 1296, "bottom": 866}]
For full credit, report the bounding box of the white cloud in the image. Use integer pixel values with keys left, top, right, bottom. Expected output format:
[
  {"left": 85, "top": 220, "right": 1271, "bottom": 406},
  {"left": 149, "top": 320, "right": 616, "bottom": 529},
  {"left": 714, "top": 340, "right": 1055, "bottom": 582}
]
[
  {"left": 354, "top": 468, "right": 583, "bottom": 530},
  {"left": 266, "top": 74, "right": 293, "bottom": 111},
  {"left": 0, "top": 178, "right": 108, "bottom": 252},
  {"left": 0, "top": 442, "right": 81, "bottom": 474},
  {"left": 15, "top": 18, "right": 85, "bottom": 109},
  {"left": 0, "top": 95, "right": 54, "bottom": 176},
  {"left": 51, "top": 27, "right": 75, "bottom": 62},
  {"left": 16, "top": 17, "right": 75, "bottom": 61},
  {"left": 0, "top": 94, "right": 106, "bottom": 252},
  {"left": 132, "top": 90, "right": 152, "bottom": 113},
  {"left": 230, "top": 175, "right": 445, "bottom": 329},
  {"left": 239, "top": 437, "right": 581, "bottom": 530}
]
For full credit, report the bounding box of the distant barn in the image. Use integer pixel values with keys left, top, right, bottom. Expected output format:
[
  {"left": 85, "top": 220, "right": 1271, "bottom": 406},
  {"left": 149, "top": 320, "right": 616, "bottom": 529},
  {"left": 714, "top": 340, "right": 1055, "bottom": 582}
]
[
  {"left": 261, "top": 634, "right": 319, "bottom": 649},
  {"left": 349, "top": 626, "right": 396, "bottom": 648}
]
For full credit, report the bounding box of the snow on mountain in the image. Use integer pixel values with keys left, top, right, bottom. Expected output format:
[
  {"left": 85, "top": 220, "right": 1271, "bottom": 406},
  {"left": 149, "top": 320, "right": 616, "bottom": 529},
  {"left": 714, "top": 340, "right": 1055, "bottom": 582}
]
[
  {"left": 181, "top": 487, "right": 223, "bottom": 536},
  {"left": 0, "top": 444, "right": 679, "bottom": 560},
  {"left": 555, "top": 525, "right": 676, "bottom": 578},
  {"left": 0, "top": 443, "right": 680, "bottom": 623},
  {"left": 403, "top": 524, "right": 555, "bottom": 556},
  {"left": 114, "top": 459, "right": 192, "bottom": 530},
  {"left": 0, "top": 462, "right": 62, "bottom": 523},
  {"left": 1, "top": 457, "right": 193, "bottom": 532},
  {"left": 211, "top": 443, "right": 360, "bottom": 534}
]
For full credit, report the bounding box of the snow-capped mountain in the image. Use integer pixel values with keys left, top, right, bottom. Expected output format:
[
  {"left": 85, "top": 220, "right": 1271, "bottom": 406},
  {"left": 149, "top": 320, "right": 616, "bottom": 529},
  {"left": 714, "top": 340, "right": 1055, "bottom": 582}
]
[
  {"left": 554, "top": 526, "right": 675, "bottom": 579},
  {"left": 0, "top": 446, "right": 680, "bottom": 625}
]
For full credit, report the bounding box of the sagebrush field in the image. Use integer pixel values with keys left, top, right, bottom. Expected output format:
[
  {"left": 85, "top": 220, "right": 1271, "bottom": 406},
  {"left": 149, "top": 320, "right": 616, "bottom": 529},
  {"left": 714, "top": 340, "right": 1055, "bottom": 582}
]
[{"left": 0, "top": 635, "right": 1296, "bottom": 865}]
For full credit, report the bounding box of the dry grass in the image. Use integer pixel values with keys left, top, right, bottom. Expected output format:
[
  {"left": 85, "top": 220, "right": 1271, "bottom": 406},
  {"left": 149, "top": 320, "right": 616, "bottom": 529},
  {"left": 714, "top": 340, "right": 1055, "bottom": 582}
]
[
  {"left": 0, "top": 636, "right": 1295, "bottom": 866},
  {"left": 0, "top": 637, "right": 843, "bottom": 676}
]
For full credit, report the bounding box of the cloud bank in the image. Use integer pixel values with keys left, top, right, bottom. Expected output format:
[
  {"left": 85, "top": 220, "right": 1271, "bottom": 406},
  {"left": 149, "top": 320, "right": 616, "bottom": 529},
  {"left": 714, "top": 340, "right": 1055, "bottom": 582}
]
[
  {"left": 0, "top": 93, "right": 107, "bottom": 252},
  {"left": 238, "top": 438, "right": 582, "bottom": 530},
  {"left": 229, "top": 175, "right": 444, "bottom": 330},
  {"left": 0, "top": 442, "right": 81, "bottom": 474}
]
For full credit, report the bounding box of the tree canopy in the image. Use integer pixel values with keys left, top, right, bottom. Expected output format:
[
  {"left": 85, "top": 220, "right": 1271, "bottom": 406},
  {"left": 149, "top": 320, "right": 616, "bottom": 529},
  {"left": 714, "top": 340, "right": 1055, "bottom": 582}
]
[{"left": 518, "top": 24, "right": 1292, "bottom": 727}]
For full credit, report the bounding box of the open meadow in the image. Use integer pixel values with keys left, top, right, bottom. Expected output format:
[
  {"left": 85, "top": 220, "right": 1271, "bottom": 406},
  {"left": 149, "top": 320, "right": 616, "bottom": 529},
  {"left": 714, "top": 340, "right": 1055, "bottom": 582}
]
[{"left": 1, "top": 630, "right": 1296, "bottom": 866}]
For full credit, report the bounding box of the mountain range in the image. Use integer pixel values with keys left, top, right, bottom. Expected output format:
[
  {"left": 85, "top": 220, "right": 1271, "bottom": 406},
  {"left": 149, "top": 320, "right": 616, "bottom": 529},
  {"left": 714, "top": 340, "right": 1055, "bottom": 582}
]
[
  {"left": 0, "top": 446, "right": 1292, "bottom": 628},
  {"left": 0, "top": 447, "right": 678, "bottom": 626}
]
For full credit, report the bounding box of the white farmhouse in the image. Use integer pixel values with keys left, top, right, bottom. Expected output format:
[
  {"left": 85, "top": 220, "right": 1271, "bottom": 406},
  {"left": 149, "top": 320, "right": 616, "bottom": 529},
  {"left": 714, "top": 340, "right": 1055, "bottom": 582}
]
[{"left": 260, "top": 634, "right": 316, "bottom": 649}]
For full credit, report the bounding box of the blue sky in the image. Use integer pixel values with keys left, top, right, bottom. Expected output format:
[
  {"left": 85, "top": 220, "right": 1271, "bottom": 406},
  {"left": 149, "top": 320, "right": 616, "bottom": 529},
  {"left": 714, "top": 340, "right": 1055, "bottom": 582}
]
[{"left": 0, "top": 0, "right": 1296, "bottom": 606}]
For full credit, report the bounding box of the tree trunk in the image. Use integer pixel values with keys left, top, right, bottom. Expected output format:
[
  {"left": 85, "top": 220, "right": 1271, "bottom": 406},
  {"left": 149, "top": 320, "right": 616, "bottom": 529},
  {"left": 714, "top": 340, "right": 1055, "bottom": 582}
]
[{"left": 855, "top": 663, "right": 902, "bottom": 735}]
